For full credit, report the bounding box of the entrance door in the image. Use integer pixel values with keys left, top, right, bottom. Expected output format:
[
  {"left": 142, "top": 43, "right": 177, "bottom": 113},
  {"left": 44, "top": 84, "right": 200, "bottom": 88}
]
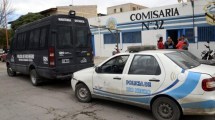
[{"left": 167, "top": 29, "right": 180, "bottom": 47}]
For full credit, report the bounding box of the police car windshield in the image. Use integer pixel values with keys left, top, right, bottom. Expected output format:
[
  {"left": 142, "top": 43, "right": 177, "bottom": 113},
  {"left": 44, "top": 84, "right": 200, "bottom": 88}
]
[{"left": 165, "top": 52, "right": 201, "bottom": 69}]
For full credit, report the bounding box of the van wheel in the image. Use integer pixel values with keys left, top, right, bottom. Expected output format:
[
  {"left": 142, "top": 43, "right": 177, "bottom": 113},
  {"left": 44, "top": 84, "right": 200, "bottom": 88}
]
[
  {"left": 75, "top": 83, "right": 91, "bottom": 103},
  {"left": 30, "top": 69, "right": 40, "bottom": 86},
  {"left": 152, "top": 97, "right": 181, "bottom": 120},
  {"left": 7, "top": 65, "right": 16, "bottom": 76}
]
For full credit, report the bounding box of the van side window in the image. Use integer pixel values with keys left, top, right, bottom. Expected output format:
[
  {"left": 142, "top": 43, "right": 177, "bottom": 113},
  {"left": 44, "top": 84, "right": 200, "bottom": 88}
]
[
  {"left": 17, "top": 34, "right": 22, "bottom": 49},
  {"left": 16, "top": 33, "right": 26, "bottom": 50},
  {"left": 29, "top": 29, "right": 40, "bottom": 49},
  {"left": 39, "top": 26, "right": 49, "bottom": 48}
]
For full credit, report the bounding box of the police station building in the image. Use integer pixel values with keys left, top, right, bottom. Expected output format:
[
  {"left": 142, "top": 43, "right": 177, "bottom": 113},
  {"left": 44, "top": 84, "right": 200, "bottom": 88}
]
[{"left": 89, "top": 0, "right": 215, "bottom": 57}]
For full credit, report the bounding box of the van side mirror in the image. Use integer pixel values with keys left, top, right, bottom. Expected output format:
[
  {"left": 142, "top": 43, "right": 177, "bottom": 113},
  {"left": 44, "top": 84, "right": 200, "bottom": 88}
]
[{"left": 95, "top": 66, "right": 102, "bottom": 73}]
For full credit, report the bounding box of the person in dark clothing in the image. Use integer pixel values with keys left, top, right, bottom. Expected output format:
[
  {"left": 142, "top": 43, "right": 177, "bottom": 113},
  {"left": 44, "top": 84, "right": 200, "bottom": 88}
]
[{"left": 164, "top": 37, "right": 175, "bottom": 49}]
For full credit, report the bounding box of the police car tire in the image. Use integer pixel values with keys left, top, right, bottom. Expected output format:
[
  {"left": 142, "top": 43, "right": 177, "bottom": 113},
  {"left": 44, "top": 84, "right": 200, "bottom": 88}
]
[
  {"left": 30, "top": 69, "right": 40, "bottom": 86},
  {"left": 7, "top": 66, "right": 16, "bottom": 77},
  {"left": 152, "top": 97, "right": 181, "bottom": 120},
  {"left": 75, "top": 83, "right": 92, "bottom": 103}
]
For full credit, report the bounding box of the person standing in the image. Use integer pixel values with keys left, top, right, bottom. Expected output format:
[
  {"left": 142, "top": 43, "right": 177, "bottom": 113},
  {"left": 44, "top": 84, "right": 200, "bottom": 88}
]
[
  {"left": 181, "top": 35, "right": 189, "bottom": 50},
  {"left": 157, "top": 37, "right": 164, "bottom": 49},
  {"left": 164, "top": 37, "right": 175, "bottom": 49},
  {"left": 176, "top": 37, "right": 185, "bottom": 49}
]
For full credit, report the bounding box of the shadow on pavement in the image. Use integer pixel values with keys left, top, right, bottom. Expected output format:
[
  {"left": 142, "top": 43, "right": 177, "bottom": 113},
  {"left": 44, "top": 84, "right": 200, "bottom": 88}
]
[{"left": 15, "top": 73, "right": 71, "bottom": 89}]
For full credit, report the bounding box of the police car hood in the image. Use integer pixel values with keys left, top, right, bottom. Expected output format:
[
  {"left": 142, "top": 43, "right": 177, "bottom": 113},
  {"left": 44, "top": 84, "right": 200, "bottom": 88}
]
[
  {"left": 188, "top": 64, "right": 215, "bottom": 77},
  {"left": 75, "top": 67, "right": 95, "bottom": 74}
]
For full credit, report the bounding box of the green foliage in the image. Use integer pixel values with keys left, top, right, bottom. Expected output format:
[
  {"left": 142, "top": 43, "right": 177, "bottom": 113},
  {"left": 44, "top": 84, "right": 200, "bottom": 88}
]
[
  {"left": 0, "top": 29, "right": 12, "bottom": 48},
  {"left": 11, "top": 13, "right": 45, "bottom": 31}
]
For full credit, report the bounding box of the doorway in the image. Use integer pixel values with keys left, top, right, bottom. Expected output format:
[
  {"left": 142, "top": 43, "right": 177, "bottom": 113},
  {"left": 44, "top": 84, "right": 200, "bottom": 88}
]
[{"left": 167, "top": 29, "right": 182, "bottom": 48}]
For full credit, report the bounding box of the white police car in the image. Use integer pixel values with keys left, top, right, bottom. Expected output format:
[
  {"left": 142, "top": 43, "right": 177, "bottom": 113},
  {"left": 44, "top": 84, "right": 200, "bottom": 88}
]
[{"left": 71, "top": 50, "right": 215, "bottom": 120}]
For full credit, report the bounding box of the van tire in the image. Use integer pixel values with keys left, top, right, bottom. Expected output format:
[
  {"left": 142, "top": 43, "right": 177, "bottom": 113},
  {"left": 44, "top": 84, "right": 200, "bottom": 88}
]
[
  {"left": 7, "top": 65, "right": 16, "bottom": 76},
  {"left": 152, "top": 97, "right": 181, "bottom": 120},
  {"left": 30, "top": 69, "right": 40, "bottom": 86},
  {"left": 75, "top": 83, "right": 92, "bottom": 103}
]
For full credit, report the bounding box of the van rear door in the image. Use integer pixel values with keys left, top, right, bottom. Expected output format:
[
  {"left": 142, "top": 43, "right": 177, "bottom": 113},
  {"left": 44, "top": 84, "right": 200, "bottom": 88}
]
[
  {"left": 74, "top": 25, "right": 93, "bottom": 70},
  {"left": 55, "top": 26, "right": 76, "bottom": 74}
]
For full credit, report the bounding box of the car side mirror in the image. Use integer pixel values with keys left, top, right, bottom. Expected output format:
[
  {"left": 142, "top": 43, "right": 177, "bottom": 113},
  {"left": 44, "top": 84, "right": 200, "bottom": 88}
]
[{"left": 95, "top": 66, "right": 102, "bottom": 73}]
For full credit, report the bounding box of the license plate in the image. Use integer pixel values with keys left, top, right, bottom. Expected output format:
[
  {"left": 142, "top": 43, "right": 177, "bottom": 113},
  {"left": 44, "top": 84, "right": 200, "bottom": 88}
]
[{"left": 62, "top": 59, "right": 70, "bottom": 64}]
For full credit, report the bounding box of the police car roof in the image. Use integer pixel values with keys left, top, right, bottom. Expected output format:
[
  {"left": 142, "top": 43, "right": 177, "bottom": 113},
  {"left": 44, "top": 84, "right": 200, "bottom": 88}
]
[
  {"left": 116, "top": 50, "right": 175, "bottom": 56},
  {"left": 138, "top": 49, "right": 175, "bottom": 54}
]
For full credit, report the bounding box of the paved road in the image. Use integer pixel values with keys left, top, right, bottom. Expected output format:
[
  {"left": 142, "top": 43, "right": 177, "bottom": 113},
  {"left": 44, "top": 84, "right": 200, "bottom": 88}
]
[{"left": 0, "top": 61, "right": 214, "bottom": 120}]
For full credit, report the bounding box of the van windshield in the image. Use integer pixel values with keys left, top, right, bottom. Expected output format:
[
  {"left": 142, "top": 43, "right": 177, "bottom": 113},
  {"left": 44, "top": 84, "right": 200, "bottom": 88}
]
[
  {"left": 165, "top": 52, "right": 201, "bottom": 69},
  {"left": 76, "top": 26, "right": 90, "bottom": 48}
]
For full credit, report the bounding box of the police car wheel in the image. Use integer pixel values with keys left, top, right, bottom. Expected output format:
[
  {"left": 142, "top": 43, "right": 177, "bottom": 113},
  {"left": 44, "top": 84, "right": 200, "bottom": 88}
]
[
  {"left": 75, "top": 83, "right": 91, "bottom": 103},
  {"left": 30, "top": 69, "right": 40, "bottom": 86},
  {"left": 152, "top": 97, "right": 181, "bottom": 120},
  {"left": 7, "top": 66, "right": 16, "bottom": 76}
]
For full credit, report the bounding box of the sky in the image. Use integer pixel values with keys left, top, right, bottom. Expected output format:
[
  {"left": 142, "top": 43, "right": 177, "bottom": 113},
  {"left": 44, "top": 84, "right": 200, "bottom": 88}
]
[{"left": 8, "top": 0, "right": 184, "bottom": 22}]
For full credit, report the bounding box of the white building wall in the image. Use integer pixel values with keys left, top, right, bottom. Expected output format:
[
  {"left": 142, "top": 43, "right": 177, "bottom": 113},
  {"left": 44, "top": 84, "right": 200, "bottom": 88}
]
[
  {"left": 89, "top": 0, "right": 215, "bottom": 58},
  {"left": 142, "top": 29, "right": 167, "bottom": 45}
]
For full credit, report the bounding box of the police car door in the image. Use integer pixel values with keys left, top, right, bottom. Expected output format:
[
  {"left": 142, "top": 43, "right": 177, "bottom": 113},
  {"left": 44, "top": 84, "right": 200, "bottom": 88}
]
[
  {"left": 122, "top": 54, "right": 165, "bottom": 99},
  {"left": 93, "top": 55, "right": 129, "bottom": 98}
]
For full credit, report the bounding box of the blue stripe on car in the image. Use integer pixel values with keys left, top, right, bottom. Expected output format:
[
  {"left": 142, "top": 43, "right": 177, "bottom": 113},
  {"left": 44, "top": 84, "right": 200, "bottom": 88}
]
[
  {"left": 181, "top": 100, "right": 215, "bottom": 109},
  {"left": 93, "top": 79, "right": 179, "bottom": 97},
  {"left": 166, "top": 72, "right": 201, "bottom": 100}
]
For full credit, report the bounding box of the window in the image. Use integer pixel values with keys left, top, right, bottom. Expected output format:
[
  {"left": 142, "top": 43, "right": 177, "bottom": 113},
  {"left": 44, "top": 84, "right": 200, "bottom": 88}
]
[
  {"left": 16, "top": 33, "right": 26, "bottom": 50},
  {"left": 129, "top": 55, "right": 161, "bottom": 75},
  {"left": 104, "top": 33, "right": 120, "bottom": 44},
  {"left": 39, "top": 26, "right": 49, "bottom": 48},
  {"left": 165, "top": 52, "right": 200, "bottom": 69},
  {"left": 57, "top": 26, "right": 72, "bottom": 48},
  {"left": 29, "top": 29, "right": 40, "bottom": 49},
  {"left": 16, "top": 34, "right": 22, "bottom": 49},
  {"left": 120, "top": 8, "right": 123, "bottom": 12},
  {"left": 114, "top": 9, "right": 116, "bottom": 13},
  {"left": 185, "top": 28, "right": 194, "bottom": 43},
  {"left": 76, "top": 26, "right": 89, "bottom": 48},
  {"left": 133, "top": 7, "right": 136, "bottom": 11},
  {"left": 101, "top": 55, "right": 129, "bottom": 74},
  {"left": 122, "top": 31, "right": 141, "bottom": 43},
  {"left": 198, "top": 26, "right": 215, "bottom": 42}
]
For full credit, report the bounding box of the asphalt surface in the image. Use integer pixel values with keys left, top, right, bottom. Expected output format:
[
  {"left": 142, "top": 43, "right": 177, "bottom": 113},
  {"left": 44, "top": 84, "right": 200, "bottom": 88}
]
[{"left": 0, "top": 59, "right": 214, "bottom": 120}]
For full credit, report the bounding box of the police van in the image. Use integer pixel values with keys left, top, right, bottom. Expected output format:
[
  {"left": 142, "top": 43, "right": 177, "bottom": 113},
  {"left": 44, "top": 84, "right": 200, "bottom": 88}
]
[{"left": 6, "top": 11, "right": 94, "bottom": 86}]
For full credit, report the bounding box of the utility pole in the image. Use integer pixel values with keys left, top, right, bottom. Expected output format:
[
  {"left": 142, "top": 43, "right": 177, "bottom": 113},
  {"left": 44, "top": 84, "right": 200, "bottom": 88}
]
[
  {"left": 3, "top": 0, "right": 9, "bottom": 49},
  {"left": 191, "top": 0, "right": 196, "bottom": 49}
]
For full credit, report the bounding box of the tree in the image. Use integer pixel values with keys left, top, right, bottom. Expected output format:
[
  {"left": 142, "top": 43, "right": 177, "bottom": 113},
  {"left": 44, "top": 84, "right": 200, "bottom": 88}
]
[
  {"left": 11, "top": 13, "right": 45, "bottom": 31},
  {"left": 0, "top": 0, "right": 14, "bottom": 49},
  {"left": 0, "top": 0, "right": 14, "bottom": 28},
  {"left": 0, "top": 28, "right": 12, "bottom": 48}
]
